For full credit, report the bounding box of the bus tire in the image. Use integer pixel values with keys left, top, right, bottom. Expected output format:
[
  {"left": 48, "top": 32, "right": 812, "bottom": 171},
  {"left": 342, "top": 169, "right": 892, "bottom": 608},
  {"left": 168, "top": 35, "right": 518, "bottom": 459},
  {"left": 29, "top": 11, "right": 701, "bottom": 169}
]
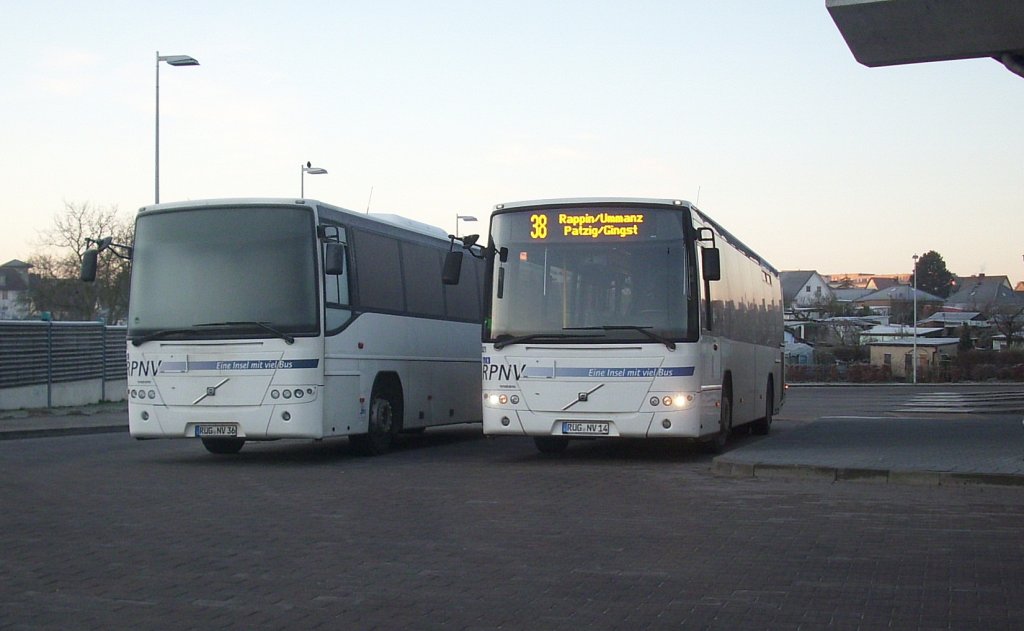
[
  {"left": 703, "top": 387, "right": 732, "bottom": 454},
  {"left": 751, "top": 380, "right": 774, "bottom": 436},
  {"left": 351, "top": 385, "right": 402, "bottom": 456},
  {"left": 534, "top": 436, "right": 569, "bottom": 454},
  {"left": 201, "top": 437, "right": 245, "bottom": 454}
]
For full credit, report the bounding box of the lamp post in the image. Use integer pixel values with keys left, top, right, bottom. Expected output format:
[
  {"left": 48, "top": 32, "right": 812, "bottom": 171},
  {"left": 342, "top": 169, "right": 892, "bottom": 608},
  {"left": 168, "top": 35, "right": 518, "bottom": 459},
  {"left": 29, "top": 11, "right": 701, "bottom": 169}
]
[
  {"left": 301, "top": 162, "right": 328, "bottom": 197},
  {"left": 912, "top": 253, "right": 919, "bottom": 384},
  {"left": 455, "top": 214, "right": 477, "bottom": 237},
  {"left": 155, "top": 52, "right": 200, "bottom": 204}
]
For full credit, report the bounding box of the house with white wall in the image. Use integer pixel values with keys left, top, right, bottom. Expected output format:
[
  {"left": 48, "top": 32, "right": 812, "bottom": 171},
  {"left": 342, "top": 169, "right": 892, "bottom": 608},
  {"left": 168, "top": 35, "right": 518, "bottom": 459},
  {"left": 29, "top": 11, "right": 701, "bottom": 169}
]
[
  {"left": 780, "top": 270, "right": 835, "bottom": 314},
  {"left": 0, "top": 259, "right": 32, "bottom": 320}
]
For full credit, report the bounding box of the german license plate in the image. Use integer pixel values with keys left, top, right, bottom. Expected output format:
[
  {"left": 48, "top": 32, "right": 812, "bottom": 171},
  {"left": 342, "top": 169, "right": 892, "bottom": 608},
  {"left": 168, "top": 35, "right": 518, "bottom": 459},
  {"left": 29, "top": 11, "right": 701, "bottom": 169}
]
[
  {"left": 562, "top": 421, "right": 610, "bottom": 436},
  {"left": 195, "top": 424, "right": 238, "bottom": 438}
]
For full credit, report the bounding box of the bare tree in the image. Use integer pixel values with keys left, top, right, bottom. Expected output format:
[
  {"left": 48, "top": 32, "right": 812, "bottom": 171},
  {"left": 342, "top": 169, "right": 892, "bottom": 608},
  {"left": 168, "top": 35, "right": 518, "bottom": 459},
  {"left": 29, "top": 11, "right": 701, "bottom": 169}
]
[
  {"left": 989, "top": 302, "right": 1024, "bottom": 349},
  {"left": 20, "top": 201, "right": 133, "bottom": 322}
]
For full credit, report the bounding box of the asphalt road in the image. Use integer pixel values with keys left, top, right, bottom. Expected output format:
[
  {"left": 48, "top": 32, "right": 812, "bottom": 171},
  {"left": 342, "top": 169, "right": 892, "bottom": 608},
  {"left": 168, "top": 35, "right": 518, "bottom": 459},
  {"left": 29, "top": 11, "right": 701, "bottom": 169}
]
[{"left": 1, "top": 386, "right": 1023, "bottom": 630}]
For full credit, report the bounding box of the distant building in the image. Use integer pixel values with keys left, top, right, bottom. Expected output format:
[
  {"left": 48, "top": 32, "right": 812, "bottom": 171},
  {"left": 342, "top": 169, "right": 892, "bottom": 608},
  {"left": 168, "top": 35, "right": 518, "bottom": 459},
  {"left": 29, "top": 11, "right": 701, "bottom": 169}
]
[
  {"left": 825, "top": 272, "right": 911, "bottom": 288},
  {"left": 781, "top": 270, "right": 834, "bottom": 313},
  {"left": 0, "top": 259, "right": 32, "bottom": 320},
  {"left": 852, "top": 285, "right": 943, "bottom": 321},
  {"left": 868, "top": 338, "right": 961, "bottom": 379},
  {"left": 865, "top": 276, "right": 900, "bottom": 290},
  {"left": 917, "top": 311, "right": 989, "bottom": 338},
  {"left": 860, "top": 325, "right": 943, "bottom": 345},
  {"left": 783, "top": 329, "right": 814, "bottom": 365},
  {"left": 945, "top": 275, "right": 1019, "bottom": 312}
]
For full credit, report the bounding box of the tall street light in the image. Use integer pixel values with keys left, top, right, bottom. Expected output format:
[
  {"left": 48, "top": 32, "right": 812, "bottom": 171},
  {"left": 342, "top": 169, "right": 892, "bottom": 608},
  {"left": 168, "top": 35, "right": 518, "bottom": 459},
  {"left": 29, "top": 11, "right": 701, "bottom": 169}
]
[
  {"left": 455, "top": 214, "right": 477, "bottom": 237},
  {"left": 155, "top": 52, "right": 200, "bottom": 204},
  {"left": 912, "top": 253, "right": 919, "bottom": 385},
  {"left": 301, "top": 162, "right": 328, "bottom": 197}
]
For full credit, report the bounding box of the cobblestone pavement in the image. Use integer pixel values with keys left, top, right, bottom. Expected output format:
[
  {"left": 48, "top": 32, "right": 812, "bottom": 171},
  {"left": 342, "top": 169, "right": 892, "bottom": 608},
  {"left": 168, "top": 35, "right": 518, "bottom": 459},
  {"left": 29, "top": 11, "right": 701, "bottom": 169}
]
[{"left": 2, "top": 421, "right": 1023, "bottom": 630}]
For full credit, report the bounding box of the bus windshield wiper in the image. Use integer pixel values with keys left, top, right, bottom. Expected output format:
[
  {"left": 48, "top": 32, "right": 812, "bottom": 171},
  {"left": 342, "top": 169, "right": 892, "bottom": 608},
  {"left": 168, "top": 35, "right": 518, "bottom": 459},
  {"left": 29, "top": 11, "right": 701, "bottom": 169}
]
[
  {"left": 493, "top": 332, "right": 601, "bottom": 350},
  {"left": 196, "top": 321, "right": 295, "bottom": 345},
  {"left": 130, "top": 327, "right": 200, "bottom": 347},
  {"left": 564, "top": 325, "right": 676, "bottom": 351}
]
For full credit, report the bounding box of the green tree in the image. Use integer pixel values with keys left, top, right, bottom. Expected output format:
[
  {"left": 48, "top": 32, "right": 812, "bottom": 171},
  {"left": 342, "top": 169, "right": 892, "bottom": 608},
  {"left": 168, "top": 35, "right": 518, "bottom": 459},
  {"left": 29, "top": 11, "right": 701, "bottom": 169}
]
[
  {"left": 911, "top": 250, "right": 956, "bottom": 298},
  {"left": 20, "top": 201, "right": 133, "bottom": 322}
]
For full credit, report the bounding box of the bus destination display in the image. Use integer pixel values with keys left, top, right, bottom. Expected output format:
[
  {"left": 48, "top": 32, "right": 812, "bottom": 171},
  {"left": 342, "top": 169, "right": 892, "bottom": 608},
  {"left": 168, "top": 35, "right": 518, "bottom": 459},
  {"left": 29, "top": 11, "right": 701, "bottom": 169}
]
[{"left": 527, "top": 210, "right": 646, "bottom": 241}]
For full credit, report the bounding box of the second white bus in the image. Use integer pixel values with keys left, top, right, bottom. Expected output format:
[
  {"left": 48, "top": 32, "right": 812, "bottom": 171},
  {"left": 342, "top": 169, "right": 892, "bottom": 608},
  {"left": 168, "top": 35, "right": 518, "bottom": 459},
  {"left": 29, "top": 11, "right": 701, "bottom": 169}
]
[{"left": 445, "top": 197, "right": 784, "bottom": 454}]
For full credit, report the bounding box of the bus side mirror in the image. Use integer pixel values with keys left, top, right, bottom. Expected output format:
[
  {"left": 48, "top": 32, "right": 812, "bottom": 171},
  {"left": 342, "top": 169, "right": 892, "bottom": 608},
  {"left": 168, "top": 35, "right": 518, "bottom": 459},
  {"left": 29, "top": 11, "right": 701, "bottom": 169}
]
[
  {"left": 702, "top": 248, "right": 721, "bottom": 281},
  {"left": 81, "top": 249, "right": 99, "bottom": 282},
  {"left": 325, "top": 243, "right": 345, "bottom": 275},
  {"left": 442, "top": 250, "right": 463, "bottom": 285}
]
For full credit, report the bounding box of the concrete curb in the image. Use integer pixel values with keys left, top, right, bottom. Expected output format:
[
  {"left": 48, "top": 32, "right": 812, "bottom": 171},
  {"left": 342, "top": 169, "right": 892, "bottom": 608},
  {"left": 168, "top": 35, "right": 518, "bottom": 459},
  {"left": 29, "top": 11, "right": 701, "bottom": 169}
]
[
  {"left": 711, "top": 458, "right": 1024, "bottom": 488},
  {"left": 0, "top": 425, "right": 128, "bottom": 441}
]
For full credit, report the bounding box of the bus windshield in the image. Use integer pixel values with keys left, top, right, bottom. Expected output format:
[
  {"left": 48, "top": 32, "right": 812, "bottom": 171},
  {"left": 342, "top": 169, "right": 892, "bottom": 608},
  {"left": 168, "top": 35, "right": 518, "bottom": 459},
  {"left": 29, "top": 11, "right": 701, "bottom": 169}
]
[
  {"left": 486, "top": 206, "right": 695, "bottom": 344},
  {"left": 128, "top": 205, "right": 319, "bottom": 340}
]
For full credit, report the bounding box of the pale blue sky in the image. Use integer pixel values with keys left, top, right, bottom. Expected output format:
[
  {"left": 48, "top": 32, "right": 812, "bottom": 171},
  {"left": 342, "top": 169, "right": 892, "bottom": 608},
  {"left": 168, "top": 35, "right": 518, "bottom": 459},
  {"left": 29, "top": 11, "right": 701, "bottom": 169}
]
[{"left": 2, "top": 1, "right": 1021, "bottom": 283}]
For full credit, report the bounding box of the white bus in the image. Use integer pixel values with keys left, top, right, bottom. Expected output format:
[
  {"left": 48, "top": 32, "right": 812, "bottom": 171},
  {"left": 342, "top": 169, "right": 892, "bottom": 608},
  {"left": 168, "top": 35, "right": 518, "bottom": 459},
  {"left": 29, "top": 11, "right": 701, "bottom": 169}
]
[
  {"left": 84, "top": 198, "right": 483, "bottom": 455},
  {"left": 444, "top": 197, "right": 784, "bottom": 454}
]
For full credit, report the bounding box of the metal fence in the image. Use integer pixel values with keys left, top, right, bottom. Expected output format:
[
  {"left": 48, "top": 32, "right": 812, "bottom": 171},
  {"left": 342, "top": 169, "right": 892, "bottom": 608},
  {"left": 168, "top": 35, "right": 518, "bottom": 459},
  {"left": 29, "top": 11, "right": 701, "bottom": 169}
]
[{"left": 0, "top": 321, "right": 127, "bottom": 407}]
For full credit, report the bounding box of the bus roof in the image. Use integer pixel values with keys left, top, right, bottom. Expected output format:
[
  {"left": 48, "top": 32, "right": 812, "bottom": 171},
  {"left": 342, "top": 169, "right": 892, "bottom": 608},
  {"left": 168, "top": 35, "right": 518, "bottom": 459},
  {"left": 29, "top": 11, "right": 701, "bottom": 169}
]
[
  {"left": 493, "top": 197, "right": 690, "bottom": 211},
  {"left": 137, "top": 198, "right": 449, "bottom": 241}
]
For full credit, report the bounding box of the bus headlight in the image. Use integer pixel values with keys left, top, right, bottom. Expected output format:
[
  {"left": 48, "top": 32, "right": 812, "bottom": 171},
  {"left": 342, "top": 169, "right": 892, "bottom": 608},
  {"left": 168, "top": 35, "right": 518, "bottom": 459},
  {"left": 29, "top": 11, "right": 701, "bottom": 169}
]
[
  {"left": 651, "top": 393, "right": 695, "bottom": 408},
  {"left": 485, "top": 393, "right": 519, "bottom": 406},
  {"left": 673, "top": 394, "right": 694, "bottom": 408}
]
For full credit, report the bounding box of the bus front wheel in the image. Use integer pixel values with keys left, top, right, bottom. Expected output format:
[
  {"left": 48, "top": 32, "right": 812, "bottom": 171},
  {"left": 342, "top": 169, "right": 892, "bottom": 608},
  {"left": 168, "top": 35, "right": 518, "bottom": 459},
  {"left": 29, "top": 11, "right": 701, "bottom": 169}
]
[{"left": 351, "top": 387, "right": 401, "bottom": 456}]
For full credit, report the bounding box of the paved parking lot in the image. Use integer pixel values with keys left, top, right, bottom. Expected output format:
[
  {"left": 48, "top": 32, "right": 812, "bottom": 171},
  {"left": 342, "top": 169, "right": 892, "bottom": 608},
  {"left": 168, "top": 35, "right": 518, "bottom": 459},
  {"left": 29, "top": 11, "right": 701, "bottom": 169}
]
[{"left": 2, "top": 407, "right": 1023, "bottom": 630}]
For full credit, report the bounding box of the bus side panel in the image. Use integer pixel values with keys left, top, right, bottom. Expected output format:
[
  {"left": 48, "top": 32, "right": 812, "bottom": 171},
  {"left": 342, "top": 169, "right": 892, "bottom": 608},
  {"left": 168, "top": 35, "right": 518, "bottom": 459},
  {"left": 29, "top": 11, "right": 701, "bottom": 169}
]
[{"left": 323, "top": 373, "right": 362, "bottom": 436}]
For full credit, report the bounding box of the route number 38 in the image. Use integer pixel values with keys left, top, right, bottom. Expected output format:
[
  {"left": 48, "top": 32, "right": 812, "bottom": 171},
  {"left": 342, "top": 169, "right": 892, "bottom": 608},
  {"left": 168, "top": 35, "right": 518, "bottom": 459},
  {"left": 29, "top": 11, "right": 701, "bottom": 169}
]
[{"left": 530, "top": 214, "right": 548, "bottom": 239}]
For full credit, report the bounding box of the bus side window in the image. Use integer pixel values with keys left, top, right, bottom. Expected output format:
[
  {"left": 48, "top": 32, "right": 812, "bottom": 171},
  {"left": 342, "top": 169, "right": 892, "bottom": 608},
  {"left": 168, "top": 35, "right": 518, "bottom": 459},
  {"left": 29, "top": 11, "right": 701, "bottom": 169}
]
[
  {"left": 323, "top": 224, "right": 351, "bottom": 330},
  {"left": 353, "top": 230, "right": 404, "bottom": 312}
]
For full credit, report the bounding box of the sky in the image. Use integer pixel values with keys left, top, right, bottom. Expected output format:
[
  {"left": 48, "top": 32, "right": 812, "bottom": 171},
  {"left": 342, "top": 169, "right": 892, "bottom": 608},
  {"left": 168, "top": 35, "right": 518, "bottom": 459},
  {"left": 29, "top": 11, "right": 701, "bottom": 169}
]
[{"left": 1, "top": 1, "right": 1022, "bottom": 284}]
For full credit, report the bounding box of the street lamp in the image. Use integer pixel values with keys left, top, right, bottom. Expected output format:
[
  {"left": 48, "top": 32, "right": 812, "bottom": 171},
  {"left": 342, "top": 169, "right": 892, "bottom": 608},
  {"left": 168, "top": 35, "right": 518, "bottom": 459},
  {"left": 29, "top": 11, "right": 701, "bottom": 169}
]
[
  {"left": 155, "top": 52, "right": 200, "bottom": 204},
  {"left": 455, "top": 214, "right": 477, "bottom": 237},
  {"left": 912, "top": 253, "right": 919, "bottom": 385},
  {"left": 301, "top": 162, "right": 328, "bottom": 197}
]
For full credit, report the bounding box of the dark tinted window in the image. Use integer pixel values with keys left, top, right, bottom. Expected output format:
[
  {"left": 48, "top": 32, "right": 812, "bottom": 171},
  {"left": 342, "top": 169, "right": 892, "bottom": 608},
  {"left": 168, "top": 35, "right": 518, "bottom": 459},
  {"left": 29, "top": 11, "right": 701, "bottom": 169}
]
[
  {"left": 354, "top": 231, "right": 403, "bottom": 311},
  {"left": 402, "top": 242, "right": 445, "bottom": 317}
]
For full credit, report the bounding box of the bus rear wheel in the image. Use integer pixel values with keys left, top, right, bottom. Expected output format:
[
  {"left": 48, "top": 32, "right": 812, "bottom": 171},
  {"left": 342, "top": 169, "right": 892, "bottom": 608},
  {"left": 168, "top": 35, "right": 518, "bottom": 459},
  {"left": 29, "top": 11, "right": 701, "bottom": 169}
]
[
  {"left": 201, "top": 437, "right": 245, "bottom": 454},
  {"left": 351, "top": 387, "right": 401, "bottom": 456},
  {"left": 534, "top": 436, "right": 569, "bottom": 454}
]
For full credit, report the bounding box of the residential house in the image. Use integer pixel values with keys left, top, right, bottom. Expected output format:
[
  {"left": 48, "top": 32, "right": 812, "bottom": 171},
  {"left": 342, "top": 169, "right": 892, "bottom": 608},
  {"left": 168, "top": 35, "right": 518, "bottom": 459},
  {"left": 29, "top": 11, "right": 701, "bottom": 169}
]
[
  {"left": 832, "top": 287, "right": 873, "bottom": 311},
  {"left": 851, "top": 285, "right": 943, "bottom": 322},
  {"left": 917, "top": 311, "right": 989, "bottom": 341},
  {"left": 992, "top": 334, "right": 1021, "bottom": 351},
  {"left": 825, "top": 272, "right": 911, "bottom": 288},
  {"left": 864, "top": 276, "right": 900, "bottom": 290},
  {"left": 945, "top": 275, "right": 1019, "bottom": 312},
  {"left": 860, "top": 324, "right": 943, "bottom": 345},
  {"left": 868, "top": 337, "right": 961, "bottom": 379},
  {"left": 783, "top": 329, "right": 814, "bottom": 365},
  {"left": 781, "top": 270, "right": 835, "bottom": 314},
  {"left": 0, "top": 259, "right": 32, "bottom": 319}
]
